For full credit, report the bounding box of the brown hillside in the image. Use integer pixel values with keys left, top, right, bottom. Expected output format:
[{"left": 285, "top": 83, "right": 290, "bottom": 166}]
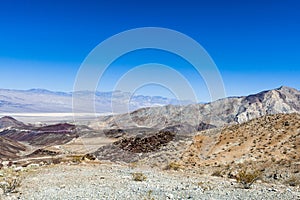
[
  {"left": 182, "top": 113, "right": 300, "bottom": 167},
  {"left": 0, "top": 136, "right": 26, "bottom": 159}
]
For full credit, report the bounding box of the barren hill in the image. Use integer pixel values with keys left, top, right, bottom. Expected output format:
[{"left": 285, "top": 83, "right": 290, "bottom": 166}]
[
  {"left": 92, "top": 113, "right": 300, "bottom": 183},
  {"left": 0, "top": 116, "right": 26, "bottom": 129},
  {"left": 170, "top": 113, "right": 300, "bottom": 186},
  {"left": 0, "top": 136, "right": 26, "bottom": 159},
  {"left": 181, "top": 113, "right": 300, "bottom": 166},
  {"left": 0, "top": 117, "right": 81, "bottom": 146}
]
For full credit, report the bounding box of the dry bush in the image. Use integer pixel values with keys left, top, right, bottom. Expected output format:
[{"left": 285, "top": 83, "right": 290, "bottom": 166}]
[
  {"left": 164, "top": 162, "right": 182, "bottom": 171},
  {"left": 132, "top": 172, "right": 147, "bottom": 181},
  {"left": 83, "top": 153, "right": 96, "bottom": 161},
  {"left": 143, "top": 190, "right": 155, "bottom": 200},
  {"left": 235, "top": 169, "right": 261, "bottom": 189},
  {"left": 0, "top": 169, "right": 21, "bottom": 194},
  {"left": 52, "top": 158, "right": 62, "bottom": 165},
  {"left": 63, "top": 155, "right": 84, "bottom": 164},
  {"left": 211, "top": 169, "right": 224, "bottom": 177},
  {"left": 197, "top": 181, "right": 213, "bottom": 191},
  {"left": 71, "top": 155, "right": 84, "bottom": 163},
  {"left": 284, "top": 176, "right": 300, "bottom": 187},
  {"left": 129, "top": 162, "right": 138, "bottom": 169}
]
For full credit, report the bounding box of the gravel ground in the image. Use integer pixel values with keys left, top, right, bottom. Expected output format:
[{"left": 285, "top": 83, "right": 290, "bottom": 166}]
[{"left": 1, "top": 162, "right": 300, "bottom": 200}]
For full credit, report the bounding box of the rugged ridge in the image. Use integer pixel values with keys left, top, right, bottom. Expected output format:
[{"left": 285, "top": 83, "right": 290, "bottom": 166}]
[{"left": 95, "top": 86, "right": 300, "bottom": 129}]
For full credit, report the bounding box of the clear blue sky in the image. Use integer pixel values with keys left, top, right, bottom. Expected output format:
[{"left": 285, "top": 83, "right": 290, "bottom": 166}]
[{"left": 0, "top": 0, "right": 299, "bottom": 102}]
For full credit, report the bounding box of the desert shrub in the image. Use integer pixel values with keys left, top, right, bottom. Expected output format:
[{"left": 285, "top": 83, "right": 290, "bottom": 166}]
[
  {"left": 52, "top": 158, "right": 62, "bottom": 164},
  {"left": 197, "top": 181, "right": 212, "bottom": 191},
  {"left": 64, "top": 155, "right": 84, "bottom": 164},
  {"left": 129, "top": 162, "right": 138, "bottom": 169},
  {"left": 143, "top": 190, "right": 155, "bottom": 200},
  {"left": 211, "top": 169, "right": 223, "bottom": 177},
  {"left": 0, "top": 178, "right": 21, "bottom": 194},
  {"left": 0, "top": 169, "right": 21, "bottom": 194},
  {"left": 132, "top": 172, "right": 147, "bottom": 181},
  {"left": 164, "top": 162, "right": 182, "bottom": 171},
  {"left": 284, "top": 176, "right": 300, "bottom": 187},
  {"left": 83, "top": 153, "right": 96, "bottom": 161},
  {"left": 235, "top": 169, "right": 261, "bottom": 189}
]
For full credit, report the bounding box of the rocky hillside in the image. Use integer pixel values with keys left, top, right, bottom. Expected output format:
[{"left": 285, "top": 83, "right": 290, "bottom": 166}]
[
  {"left": 92, "top": 126, "right": 190, "bottom": 163},
  {"left": 0, "top": 116, "right": 26, "bottom": 129},
  {"left": 92, "top": 113, "right": 300, "bottom": 182},
  {"left": 0, "top": 117, "right": 81, "bottom": 146},
  {"left": 166, "top": 113, "right": 300, "bottom": 186},
  {"left": 0, "top": 136, "right": 26, "bottom": 159},
  {"left": 181, "top": 113, "right": 300, "bottom": 166},
  {"left": 95, "top": 86, "right": 300, "bottom": 129}
]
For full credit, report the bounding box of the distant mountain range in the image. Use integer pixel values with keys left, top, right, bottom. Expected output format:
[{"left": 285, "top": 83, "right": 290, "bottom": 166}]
[
  {"left": 96, "top": 86, "right": 300, "bottom": 129},
  {"left": 1, "top": 86, "right": 299, "bottom": 128},
  {"left": 0, "top": 89, "right": 192, "bottom": 113}
]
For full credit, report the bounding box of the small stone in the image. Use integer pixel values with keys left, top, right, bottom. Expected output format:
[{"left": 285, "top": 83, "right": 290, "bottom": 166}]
[
  {"left": 14, "top": 166, "right": 23, "bottom": 172},
  {"left": 28, "top": 163, "right": 40, "bottom": 168},
  {"left": 267, "top": 187, "right": 277, "bottom": 192},
  {"left": 166, "top": 193, "right": 174, "bottom": 199}
]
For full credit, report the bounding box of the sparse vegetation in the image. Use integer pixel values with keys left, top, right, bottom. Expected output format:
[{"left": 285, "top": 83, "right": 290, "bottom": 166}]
[
  {"left": 143, "top": 190, "right": 155, "bottom": 200},
  {"left": 197, "top": 181, "right": 212, "bottom": 191},
  {"left": 129, "top": 162, "right": 138, "bottom": 168},
  {"left": 132, "top": 172, "right": 147, "bottom": 181},
  {"left": 235, "top": 169, "right": 261, "bottom": 189},
  {"left": 64, "top": 155, "right": 85, "bottom": 164},
  {"left": 284, "top": 176, "right": 300, "bottom": 187},
  {"left": 164, "top": 162, "right": 182, "bottom": 171},
  {"left": 0, "top": 169, "right": 21, "bottom": 194},
  {"left": 211, "top": 169, "right": 223, "bottom": 177}
]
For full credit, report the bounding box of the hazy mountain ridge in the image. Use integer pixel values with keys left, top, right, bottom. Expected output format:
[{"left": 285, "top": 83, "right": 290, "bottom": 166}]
[{"left": 0, "top": 89, "right": 192, "bottom": 113}]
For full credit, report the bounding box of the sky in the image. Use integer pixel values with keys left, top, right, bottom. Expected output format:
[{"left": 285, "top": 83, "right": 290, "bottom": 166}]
[{"left": 0, "top": 0, "right": 299, "bottom": 102}]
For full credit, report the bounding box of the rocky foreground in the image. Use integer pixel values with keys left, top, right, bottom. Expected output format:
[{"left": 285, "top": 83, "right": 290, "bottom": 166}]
[{"left": 0, "top": 162, "right": 300, "bottom": 200}]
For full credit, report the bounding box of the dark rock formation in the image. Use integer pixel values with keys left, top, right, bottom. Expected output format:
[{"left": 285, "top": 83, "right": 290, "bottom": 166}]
[
  {"left": 197, "top": 122, "right": 217, "bottom": 131},
  {"left": 103, "top": 129, "right": 126, "bottom": 138},
  {"left": 114, "top": 129, "right": 175, "bottom": 153},
  {"left": 26, "top": 149, "right": 59, "bottom": 157}
]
